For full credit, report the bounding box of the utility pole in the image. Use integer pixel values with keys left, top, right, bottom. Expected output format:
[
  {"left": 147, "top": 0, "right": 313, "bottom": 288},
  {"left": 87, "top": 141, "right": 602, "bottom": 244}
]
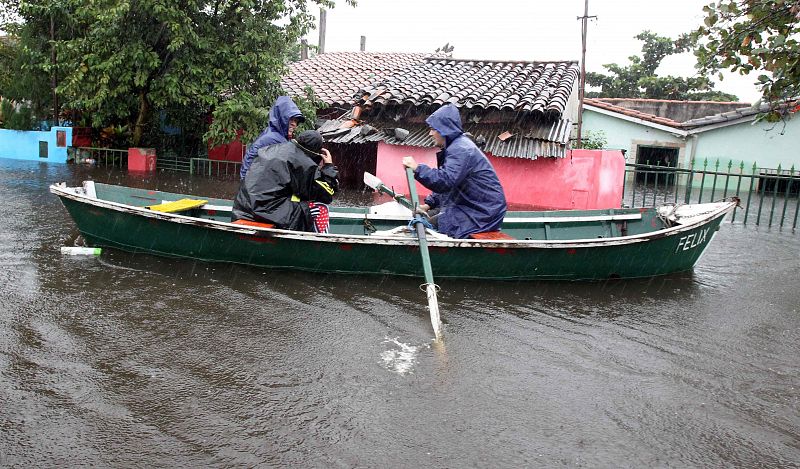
[
  {"left": 576, "top": 0, "right": 596, "bottom": 149},
  {"left": 360, "top": 35, "right": 366, "bottom": 52},
  {"left": 318, "top": 8, "right": 326, "bottom": 54},
  {"left": 50, "top": 13, "right": 58, "bottom": 126},
  {"left": 301, "top": 39, "right": 308, "bottom": 60}
]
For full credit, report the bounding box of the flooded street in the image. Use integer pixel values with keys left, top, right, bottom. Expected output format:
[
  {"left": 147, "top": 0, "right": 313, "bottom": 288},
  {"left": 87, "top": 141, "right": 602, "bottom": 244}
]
[{"left": 1, "top": 158, "right": 799, "bottom": 467}]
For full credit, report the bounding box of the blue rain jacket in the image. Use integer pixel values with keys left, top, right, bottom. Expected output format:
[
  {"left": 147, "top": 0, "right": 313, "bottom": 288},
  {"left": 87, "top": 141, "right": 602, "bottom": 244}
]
[
  {"left": 240, "top": 96, "right": 304, "bottom": 180},
  {"left": 415, "top": 104, "right": 507, "bottom": 239}
]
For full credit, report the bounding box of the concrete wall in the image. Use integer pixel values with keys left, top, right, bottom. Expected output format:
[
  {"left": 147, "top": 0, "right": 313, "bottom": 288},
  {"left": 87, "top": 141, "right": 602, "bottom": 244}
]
[
  {"left": 374, "top": 141, "right": 626, "bottom": 210},
  {"left": 582, "top": 110, "right": 687, "bottom": 165},
  {"left": 692, "top": 117, "right": 800, "bottom": 171},
  {"left": 594, "top": 99, "right": 746, "bottom": 122},
  {"left": 582, "top": 108, "right": 800, "bottom": 171},
  {"left": 0, "top": 127, "right": 73, "bottom": 163}
]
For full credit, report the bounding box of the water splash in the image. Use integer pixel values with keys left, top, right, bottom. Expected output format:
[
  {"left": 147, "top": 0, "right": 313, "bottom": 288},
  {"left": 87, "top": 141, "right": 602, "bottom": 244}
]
[{"left": 380, "top": 337, "right": 423, "bottom": 374}]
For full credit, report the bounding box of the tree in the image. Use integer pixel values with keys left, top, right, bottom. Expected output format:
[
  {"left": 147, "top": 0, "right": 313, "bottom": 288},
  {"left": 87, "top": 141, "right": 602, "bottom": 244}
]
[
  {"left": 587, "top": 31, "right": 739, "bottom": 101},
  {"left": 693, "top": 0, "right": 800, "bottom": 121},
  {"left": 2, "top": 1, "right": 352, "bottom": 146}
]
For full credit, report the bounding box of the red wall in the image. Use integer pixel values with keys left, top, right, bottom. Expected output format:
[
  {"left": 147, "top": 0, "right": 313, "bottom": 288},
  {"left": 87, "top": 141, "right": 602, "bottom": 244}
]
[
  {"left": 208, "top": 132, "right": 244, "bottom": 162},
  {"left": 375, "top": 142, "right": 625, "bottom": 210}
]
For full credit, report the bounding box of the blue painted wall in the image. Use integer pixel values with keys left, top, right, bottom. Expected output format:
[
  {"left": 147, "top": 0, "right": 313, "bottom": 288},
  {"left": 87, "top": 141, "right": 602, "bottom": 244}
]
[{"left": 0, "top": 127, "right": 73, "bottom": 163}]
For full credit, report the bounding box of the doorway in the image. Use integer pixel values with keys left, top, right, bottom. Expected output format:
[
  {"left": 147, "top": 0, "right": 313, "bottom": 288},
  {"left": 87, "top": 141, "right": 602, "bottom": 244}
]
[{"left": 635, "top": 145, "right": 679, "bottom": 185}]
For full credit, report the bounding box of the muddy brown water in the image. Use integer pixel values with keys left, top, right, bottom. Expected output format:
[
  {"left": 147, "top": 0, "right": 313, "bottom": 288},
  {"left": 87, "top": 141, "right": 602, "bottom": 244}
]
[{"left": 1, "top": 158, "right": 799, "bottom": 467}]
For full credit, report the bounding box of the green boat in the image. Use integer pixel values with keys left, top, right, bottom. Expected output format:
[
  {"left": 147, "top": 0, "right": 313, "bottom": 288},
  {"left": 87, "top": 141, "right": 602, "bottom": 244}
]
[{"left": 50, "top": 181, "right": 737, "bottom": 281}]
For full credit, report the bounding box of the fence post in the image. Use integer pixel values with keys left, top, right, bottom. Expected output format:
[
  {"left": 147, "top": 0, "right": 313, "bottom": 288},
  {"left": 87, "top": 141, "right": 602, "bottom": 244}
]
[
  {"left": 744, "top": 162, "right": 757, "bottom": 225},
  {"left": 756, "top": 166, "right": 767, "bottom": 226},
  {"left": 780, "top": 165, "right": 794, "bottom": 228},
  {"left": 768, "top": 164, "right": 781, "bottom": 227},
  {"left": 731, "top": 161, "right": 744, "bottom": 223},
  {"left": 698, "top": 158, "right": 708, "bottom": 203},
  {"left": 723, "top": 160, "right": 732, "bottom": 199},
  {"left": 710, "top": 158, "right": 720, "bottom": 201}
]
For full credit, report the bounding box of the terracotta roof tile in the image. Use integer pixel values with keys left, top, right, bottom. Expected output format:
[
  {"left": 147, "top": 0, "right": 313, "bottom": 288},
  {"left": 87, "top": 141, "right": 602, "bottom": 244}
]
[
  {"left": 584, "top": 98, "right": 683, "bottom": 127},
  {"left": 359, "top": 58, "right": 579, "bottom": 115},
  {"left": 281, "top": 52, "right": 428, "bottom": 107},
  {"left": 585, "top": 97, "right": 798, "bottom": 129}
]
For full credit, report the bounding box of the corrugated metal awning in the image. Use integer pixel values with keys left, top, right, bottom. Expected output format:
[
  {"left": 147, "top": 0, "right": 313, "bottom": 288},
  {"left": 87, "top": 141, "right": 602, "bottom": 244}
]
[{"left": 318, "top": 119, "right": 572, "bottom": 159}]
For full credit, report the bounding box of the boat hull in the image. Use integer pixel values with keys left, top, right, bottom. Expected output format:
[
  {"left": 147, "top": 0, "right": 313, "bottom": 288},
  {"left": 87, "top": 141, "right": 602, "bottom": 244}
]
[{"left": 54, "top": 187, "right": 733, "bottom": 280}]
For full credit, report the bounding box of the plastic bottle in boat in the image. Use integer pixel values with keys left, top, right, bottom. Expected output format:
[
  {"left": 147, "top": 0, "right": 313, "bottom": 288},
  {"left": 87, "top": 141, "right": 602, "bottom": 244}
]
[{"left": 61, "top": 246, "right": 102, "bottom": 256}]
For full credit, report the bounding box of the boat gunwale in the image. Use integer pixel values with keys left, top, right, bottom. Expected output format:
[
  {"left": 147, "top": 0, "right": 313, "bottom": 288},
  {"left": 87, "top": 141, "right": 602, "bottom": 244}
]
[{"left": 50, "top": 183, "right": 736, "bottom": 250}]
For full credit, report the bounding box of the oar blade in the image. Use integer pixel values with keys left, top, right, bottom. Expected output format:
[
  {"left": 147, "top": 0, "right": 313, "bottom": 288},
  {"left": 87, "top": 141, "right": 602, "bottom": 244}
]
[
  {"left": 426, "top": 283, "right": 443, "bottom": 340},
  {"left": 363, "top": 171, "right": 383, "bottom": 191}
]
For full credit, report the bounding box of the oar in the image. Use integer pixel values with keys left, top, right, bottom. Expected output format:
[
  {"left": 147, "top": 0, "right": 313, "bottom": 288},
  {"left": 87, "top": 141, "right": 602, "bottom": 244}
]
[
  {"left": 363, "top": 172, "right": 414, "bottom": 210},
  {"left": 404, "top": 167, "right": 444, "bottom": 340}
]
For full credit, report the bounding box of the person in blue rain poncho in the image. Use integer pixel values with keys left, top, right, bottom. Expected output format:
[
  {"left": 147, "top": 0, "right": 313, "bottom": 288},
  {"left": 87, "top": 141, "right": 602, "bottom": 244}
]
[
  {"left": 402, "top": 104, "right": 507, "bottom": 239},
  {"left": 240, "top": 96, "right": 305, "bottom": 180}
]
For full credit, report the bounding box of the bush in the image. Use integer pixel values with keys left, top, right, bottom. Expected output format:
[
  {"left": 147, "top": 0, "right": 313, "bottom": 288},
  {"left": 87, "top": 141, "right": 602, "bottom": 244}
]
[
  {"left": 581, "top": 130, "right": 607, "bottom": 150},
  {"left": 7, "top": 106, "right": 33, "bottom": 130},
  {"left": 0, "top": 99, "right": 34, "bottom": 130}
]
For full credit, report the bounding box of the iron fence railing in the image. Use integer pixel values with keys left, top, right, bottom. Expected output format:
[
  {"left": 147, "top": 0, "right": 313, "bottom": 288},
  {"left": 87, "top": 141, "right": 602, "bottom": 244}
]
[
  {"left": 624, "top": 159, "right": 799, "bottom": 230},
  {"left": 155, "top": 152, "right": 191, "bottom": 172},
  {"left": 75, "top": 147, "right": 128, "bottom": 169},
  {"left": 189, "top": 158, "right": 241, "bottom": 179}
]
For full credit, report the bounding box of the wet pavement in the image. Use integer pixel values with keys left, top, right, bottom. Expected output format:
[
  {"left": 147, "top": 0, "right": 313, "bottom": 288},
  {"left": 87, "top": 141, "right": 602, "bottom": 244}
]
[{"left": 1, "top": 158, "right": 799, "bottom": 467}]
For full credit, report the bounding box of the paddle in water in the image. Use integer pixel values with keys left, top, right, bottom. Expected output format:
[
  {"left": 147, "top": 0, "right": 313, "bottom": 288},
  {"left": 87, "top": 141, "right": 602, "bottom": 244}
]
[{"left": 404, "top": 167, "right": 444, "bottom": 340}]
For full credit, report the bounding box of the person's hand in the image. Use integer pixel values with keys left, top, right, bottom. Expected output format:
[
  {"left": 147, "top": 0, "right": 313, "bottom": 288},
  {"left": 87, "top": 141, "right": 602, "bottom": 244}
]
[
  {"left": 320, "top": 148, "right": 333, "bottom": 165},
  {"left": 402, "top": 156, "right": 418, "bottom": 170},
  {"left": 415, "top": 203, "right": 430, "bottom": 218}
]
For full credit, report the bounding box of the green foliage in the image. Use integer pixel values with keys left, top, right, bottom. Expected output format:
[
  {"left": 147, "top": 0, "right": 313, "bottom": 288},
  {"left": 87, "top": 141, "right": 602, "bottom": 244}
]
[
  {"left": 0, "top": 28, "right": 53, "bottom": 121},
  {"left": 580, "top": 130, "right": 607, "bottom": 150},
  {"left": 587, "top": 31, "right": 739, "bottom": 101},
  {"left": 2, "top": 0, "right": 354, "bottom": 146},
  {"left": 0, "top": 98, "right": 34, "bottom": 130},
  {"left": 8, "top": 104, "right": 33, "bottom": 129},
  {"left": 692, "top": 0, "right": 799, "bottom": 121}
]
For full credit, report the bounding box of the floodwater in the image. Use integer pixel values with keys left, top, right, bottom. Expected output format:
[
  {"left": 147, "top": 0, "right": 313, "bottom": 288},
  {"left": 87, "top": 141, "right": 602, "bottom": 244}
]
[{"left": 1, "top": 158, "right": 799, "bottom": 467}]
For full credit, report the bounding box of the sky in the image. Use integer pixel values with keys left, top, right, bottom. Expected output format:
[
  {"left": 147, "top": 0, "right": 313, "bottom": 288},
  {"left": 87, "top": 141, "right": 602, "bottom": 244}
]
[{"left": 308, "top": 0, "right": 762, "bottom": 102}]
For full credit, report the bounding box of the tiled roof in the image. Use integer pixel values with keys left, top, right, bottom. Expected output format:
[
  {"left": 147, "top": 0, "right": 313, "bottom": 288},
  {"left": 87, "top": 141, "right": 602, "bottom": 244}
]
[
  {"left": 584, "top": 98, "right": 683, "bottom": 128},
  {"left": 282, "top": 52, "right": 427, "bottom": 107},
  {"left": 318, "top": 118, "right": 572, "bottom": 159},
  {"left": 586, "top": 97, "right": 798, "bottom": 130},
  {"left": 359, "top": 58, "right": 579, "bottom": 115},
  {"left": 681, "top": 101, "right": 792, "bottom": 127}
]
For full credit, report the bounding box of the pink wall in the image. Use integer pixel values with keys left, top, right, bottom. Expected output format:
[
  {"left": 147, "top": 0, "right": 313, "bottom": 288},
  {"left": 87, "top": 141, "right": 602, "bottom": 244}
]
[
  {"left": 375, "top": 142, "right": 625, "bottom": 210},
  {"left": 375, "top": 142, "right": 437, "bottom": 198}
]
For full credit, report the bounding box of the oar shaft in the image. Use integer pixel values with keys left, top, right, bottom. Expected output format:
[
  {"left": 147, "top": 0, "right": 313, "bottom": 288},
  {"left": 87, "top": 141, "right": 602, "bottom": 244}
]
[
  {"left": 377, "top": 184, "right": 413, "bottom": 210},
  {"left": 413, "top": 219, "right": 435, "bottom": 284},
  {"left": 405, "top": 167, "right": 443, "bottom": 340}
]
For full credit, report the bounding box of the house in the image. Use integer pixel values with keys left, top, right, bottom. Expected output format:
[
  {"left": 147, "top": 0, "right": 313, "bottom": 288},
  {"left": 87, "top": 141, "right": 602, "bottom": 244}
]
[
  {"left": 208, "top": 53, "right": 427, "bottom": 164},
  {"left": 582, "top": 98, "right": 800, "bottom": 186},
  {"left": 284, "top": 52, "right": 625, "bottom": 210}
]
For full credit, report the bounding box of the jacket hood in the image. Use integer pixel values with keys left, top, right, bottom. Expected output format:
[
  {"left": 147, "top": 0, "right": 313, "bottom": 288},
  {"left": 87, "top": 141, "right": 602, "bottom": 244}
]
[
  {"left": 425, "top": 104, "right": 464, "bottom": 146},
  {"left": 293, "top": 130, "right": 324, "bottom": 164},
  {"left": 267, "top": 96, "right": 304, "bottom": 138}
]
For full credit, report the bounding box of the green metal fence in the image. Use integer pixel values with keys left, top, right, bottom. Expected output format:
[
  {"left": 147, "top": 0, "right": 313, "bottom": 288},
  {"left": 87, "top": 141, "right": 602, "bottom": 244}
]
[
  {"left": 75, "top": 147, "right": 128, "bottom": 169},
  {"left": 624, "top": 159, "right": 799, "bottom": 230},
  {"left": 189, "top": 158, "right": 241, "bottom": 179},
  {"left": 155, "top": 151, "right": 192, "bottom": 172}
]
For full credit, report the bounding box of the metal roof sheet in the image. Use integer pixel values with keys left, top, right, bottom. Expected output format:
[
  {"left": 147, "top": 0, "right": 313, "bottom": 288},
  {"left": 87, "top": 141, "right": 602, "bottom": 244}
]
[{"left": 318, "top": 119, "right": 572, "bottom": 159}]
